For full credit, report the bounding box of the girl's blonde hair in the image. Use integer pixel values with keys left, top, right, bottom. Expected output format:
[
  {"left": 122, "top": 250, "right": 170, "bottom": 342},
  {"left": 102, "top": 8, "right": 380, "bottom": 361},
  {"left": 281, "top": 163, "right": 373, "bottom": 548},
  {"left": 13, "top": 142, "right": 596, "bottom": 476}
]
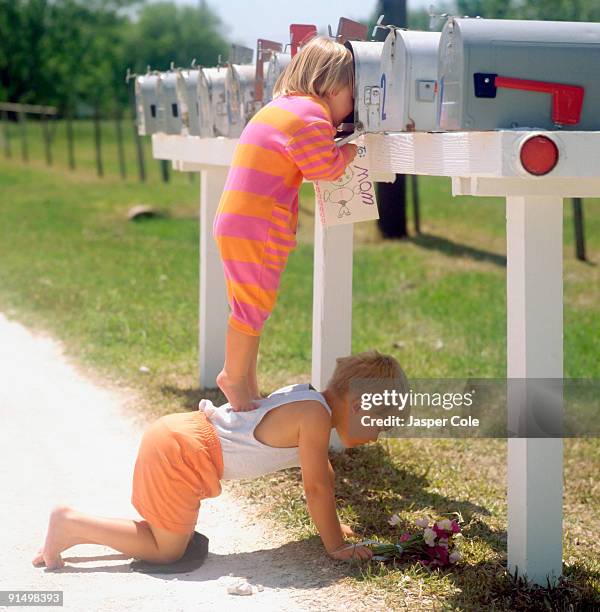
[
  {"left": 273, "top": 35, "right": 355, "bottom": 99},
  {"left": 326, "top": 350, "right": 409, "bottom": 399}
]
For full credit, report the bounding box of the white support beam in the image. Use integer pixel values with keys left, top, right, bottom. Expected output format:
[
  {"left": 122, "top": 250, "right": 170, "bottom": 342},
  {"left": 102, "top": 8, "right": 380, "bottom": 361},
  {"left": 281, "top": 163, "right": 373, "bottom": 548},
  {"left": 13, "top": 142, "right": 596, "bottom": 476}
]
[
  {"left": 199, "top": 167, "right": 229, "bottom": 388},
  {"left": 506, "top": 195, "right": 564, "bottom": 586},
  {"left": 311, "top": 217, "right": 354, "bottom": 389},
  {"left": 311, "top": 210, "right": 354, "bottom": 451}
]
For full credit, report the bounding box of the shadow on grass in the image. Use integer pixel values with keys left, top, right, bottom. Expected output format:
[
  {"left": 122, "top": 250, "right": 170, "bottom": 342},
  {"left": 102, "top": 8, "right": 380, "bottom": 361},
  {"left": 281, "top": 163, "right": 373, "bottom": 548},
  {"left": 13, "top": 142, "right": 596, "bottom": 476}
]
[{"left": 409, "top": 232, "right": 507, "bottom": 268}]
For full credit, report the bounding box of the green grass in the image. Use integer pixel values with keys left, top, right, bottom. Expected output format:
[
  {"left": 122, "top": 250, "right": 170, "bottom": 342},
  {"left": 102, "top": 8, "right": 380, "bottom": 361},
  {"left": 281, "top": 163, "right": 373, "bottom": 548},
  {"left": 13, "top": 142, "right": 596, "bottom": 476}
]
[{"left": 0, "top": 146, "right": 599, "bottom": 609}]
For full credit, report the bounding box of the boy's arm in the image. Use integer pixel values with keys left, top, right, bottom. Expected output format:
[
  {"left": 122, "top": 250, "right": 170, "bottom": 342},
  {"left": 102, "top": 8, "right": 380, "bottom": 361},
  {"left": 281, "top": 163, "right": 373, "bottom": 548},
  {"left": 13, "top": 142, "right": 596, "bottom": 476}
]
[{"left": 298, "top": 405, "right": 345, "bottom": 554}]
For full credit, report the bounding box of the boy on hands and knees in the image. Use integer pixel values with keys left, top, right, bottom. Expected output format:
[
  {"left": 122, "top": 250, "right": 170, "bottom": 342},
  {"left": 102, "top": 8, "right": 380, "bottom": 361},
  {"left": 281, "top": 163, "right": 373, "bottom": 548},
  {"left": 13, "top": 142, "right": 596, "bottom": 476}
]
[{"left": 33, "top": 351, "right": 408, "bottom": 569}]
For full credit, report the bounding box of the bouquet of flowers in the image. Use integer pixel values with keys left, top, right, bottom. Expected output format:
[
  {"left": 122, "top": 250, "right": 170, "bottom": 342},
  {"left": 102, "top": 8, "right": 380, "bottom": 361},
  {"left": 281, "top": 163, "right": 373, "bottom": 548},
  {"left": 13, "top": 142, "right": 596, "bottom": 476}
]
[{"left": 364, "top": 516, "right": 462, "bottom": 568}]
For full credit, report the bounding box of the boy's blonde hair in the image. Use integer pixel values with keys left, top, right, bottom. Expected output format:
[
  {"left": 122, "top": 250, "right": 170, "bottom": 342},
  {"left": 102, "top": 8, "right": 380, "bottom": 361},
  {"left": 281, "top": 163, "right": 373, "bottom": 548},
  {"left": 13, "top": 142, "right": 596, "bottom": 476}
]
[
  {"left": 273, "top": 35, "right": 355, "bottom": 99},
  {"left": 326, "top": 350, "right": 408, "bottom": 399}
]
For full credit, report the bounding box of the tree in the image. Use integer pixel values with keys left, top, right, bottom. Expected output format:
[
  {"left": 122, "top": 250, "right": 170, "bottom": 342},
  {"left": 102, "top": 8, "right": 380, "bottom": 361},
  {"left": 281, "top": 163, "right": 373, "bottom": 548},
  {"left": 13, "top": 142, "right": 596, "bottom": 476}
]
[{"left": 125, "top": 2, "right": 228, "bottom": 74}]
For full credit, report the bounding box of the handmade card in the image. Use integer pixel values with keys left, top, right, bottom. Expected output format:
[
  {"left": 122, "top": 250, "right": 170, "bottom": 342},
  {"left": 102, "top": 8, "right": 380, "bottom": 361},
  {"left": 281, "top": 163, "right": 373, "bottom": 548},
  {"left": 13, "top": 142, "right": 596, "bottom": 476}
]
[{"left": 314, "top": 137, "right": 379, "bottom": 227}]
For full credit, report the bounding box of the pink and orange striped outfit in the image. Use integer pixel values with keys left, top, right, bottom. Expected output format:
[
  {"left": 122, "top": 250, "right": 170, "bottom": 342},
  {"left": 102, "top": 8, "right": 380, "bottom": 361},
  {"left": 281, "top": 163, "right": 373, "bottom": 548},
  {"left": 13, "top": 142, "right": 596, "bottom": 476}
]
[{"left": 213, "top": 94, "right": 352, "bottom": 336}]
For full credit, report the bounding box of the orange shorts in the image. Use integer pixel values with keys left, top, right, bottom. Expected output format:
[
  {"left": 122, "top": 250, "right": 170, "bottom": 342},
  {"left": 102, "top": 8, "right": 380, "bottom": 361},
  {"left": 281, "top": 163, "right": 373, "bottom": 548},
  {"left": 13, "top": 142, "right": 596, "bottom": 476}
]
[{"left": 131, "top": 410, "right": 224, "bottom": 534}]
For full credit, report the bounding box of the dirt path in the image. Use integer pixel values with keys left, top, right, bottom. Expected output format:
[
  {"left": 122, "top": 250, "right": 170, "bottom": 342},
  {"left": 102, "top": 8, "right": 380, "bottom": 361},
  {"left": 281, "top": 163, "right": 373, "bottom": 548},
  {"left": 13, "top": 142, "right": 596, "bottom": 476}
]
[{"left": 0, "top": 313, "right": 385, "bottom": 611}]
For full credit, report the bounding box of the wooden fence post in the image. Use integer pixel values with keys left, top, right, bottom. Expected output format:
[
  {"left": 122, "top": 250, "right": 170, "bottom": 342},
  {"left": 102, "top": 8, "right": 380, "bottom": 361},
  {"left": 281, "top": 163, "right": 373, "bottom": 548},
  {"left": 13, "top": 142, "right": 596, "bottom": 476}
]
[
  {"left": 2, "top": 110, "right": 11, "bottom": 158},
  {"left": 115, "top": 109, "right": 126, "bottom": 179},
  {"left": 94, "top": 105, "right": 104, "bottom": 177},
  {"left": 19, "top": 112, "right": 28, "bottom": 162},
  {"left": 42, "top": 112, "right": 52, "bottom": 166},
  {"left": 66, "top": 109, "right": 75, "bottom": 170}
]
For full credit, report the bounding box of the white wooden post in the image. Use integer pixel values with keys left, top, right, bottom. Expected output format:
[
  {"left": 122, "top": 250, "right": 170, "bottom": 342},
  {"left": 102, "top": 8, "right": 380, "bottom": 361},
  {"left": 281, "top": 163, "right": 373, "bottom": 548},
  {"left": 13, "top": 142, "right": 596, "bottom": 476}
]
[
  {"left": 506, "top": 195, "right": 564, "bottom": 586},
  {"left": 311, "top": 216, "right": 354, "bottom": 389},
  {"left": 312, "top": 209, "right": 354, "bottom": 450},
  {"left": 199, "top": 167, "right": 229, "bottom": 388}
]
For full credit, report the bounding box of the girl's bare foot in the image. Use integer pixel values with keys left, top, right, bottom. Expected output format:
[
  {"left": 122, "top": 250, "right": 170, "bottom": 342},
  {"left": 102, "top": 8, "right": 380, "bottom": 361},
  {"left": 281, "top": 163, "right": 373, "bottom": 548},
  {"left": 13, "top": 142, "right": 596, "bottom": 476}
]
[
  {"left": 216, "top": 370, "right": 256, "bottom": 411},
  {"left": 32, "top": 506, "right": 83, "bottom": 570}
]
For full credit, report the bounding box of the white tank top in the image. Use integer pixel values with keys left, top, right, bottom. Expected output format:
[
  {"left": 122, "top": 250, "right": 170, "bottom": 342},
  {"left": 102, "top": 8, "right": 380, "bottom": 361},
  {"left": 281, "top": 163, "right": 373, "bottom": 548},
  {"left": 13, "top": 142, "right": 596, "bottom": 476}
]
[{"left": 198, "top": 383, "right": 332, "bottom": 480}]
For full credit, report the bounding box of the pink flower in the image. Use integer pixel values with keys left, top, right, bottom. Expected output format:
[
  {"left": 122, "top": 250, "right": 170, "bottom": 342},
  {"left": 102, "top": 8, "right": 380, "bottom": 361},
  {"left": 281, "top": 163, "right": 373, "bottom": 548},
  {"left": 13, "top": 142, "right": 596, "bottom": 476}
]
[
  {"left": 451, "top": 520, "right": 461, "bottom": 534},
  {"left": 432, "top": 524, "right": 448, "bottom": 538},
  {"left": 415, "top": 518, "right": 429, "bottom": 528},
  {"left": 399, "top": 533, "right": 411, "bottom": 542},
  {"left": 435, "top": 545, "right": 449, "bottom": 565}
]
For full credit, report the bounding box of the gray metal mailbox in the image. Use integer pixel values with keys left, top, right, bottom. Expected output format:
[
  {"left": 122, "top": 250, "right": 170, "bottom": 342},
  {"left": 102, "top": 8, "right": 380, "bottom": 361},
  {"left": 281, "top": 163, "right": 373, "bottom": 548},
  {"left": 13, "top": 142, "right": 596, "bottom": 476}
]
[
  {"left": 225, "top": 63, "right": 256, "bottom": 137},
  {"left": 179, "top": 67, "right": 201, "bottom": 136},
  {"left": 135, "top": 71, "right": 163, "bottom": 135},
  {"left": 159, "top": 68, "right": 185, "bottom": 134},
  {"left": 379, "top": 29, "right": 441, "bottom": 132},
  {"left": 199, "top": 67, "right": 228, "bottom": 137},
  {"left": 438, "top": 17, "right": 600, "bottom": 131},
  {"left": 264, "top": 52, "right": 290, "bottom": 103},
  {"left": 343, "top": 41, "right": 384, "bottom": 133}
]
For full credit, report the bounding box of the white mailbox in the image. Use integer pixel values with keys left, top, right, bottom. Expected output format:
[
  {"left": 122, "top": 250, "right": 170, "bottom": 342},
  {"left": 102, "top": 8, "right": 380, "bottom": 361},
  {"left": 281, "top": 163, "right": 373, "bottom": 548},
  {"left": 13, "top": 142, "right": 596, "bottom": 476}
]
[
  {"left": 264, "top": 52, "right": 291, "bottom": 103},
  {"left": 379, "top": 29, "right": 441, "bottom": 132},
  {"left": 135, "top": 71, "right": 163, "bottom": 135},
  {"left": 438, "top": 17, "right": 600, "bottom": 131},
  {"left": 225, "top": 63, "right": 256, "bottom": 137},
  {"left": 199, "top": 67, "right": 228, "bottom": 138},
  {"left": 159, "top": 69, "right": 185, "bottom": 134},
  {"left": 179, "top": 67, "right": 201, "bottom": 136},
  {"left": 343, "top": 41, "right": 384, "bottom": 133}
]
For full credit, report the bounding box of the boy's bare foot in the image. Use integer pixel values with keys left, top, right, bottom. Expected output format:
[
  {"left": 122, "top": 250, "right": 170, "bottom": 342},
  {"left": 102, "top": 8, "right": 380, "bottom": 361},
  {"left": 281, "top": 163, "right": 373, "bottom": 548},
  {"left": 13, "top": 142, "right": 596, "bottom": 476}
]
[
  {"left": 216, "top": 370, "right": 257, "bottom": 412},
  {"left": 32, "top": 506, "right": 83, "bottom": 570}
]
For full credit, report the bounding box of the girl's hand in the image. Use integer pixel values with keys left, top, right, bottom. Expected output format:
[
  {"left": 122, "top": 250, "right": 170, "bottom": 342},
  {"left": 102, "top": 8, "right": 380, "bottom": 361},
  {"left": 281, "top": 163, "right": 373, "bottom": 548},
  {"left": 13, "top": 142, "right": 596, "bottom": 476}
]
[
  {"left": 341, "top": 143, "right": 357, "bottom": 164},
  {"left": 340, "top": 522, "right": 355, "bottom": 537},
  {"left": 328, "top": 541, "right": 373, "bottom": 562}
]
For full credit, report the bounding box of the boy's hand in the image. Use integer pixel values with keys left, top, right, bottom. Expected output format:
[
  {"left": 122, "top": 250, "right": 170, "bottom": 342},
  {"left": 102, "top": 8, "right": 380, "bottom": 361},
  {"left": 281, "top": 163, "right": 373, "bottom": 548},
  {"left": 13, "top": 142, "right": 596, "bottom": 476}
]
[
  {"left": 341, "top": 143, "right": 357, "bottom": 165},
  {"left": 328, "top": 541, "right": 373, "bottom": 562}
]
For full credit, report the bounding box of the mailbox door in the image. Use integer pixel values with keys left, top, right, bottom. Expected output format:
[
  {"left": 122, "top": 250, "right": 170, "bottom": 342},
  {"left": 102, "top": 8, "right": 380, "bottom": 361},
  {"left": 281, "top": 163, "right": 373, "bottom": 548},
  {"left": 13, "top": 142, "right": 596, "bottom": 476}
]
[
  {"left": 380, "top": 30, "right": 440, "bottom": 132},
  {"left": 345, "top": 41, "right": 384, "bottom": 132},
  {"left": 175, "top": 71, "right": 191, "bottom": 135},
  {"left": 203, "top": 67, "right": 228, "bottom": 137},
  {"left": 182, "top": 70, "right": 201, "bottom": 136},
  {"left": 161, "top": 72, "right": 183, "bottom": 135},
  {"left": 139, "top": 74, "right": 163, "bottom": 135},
  {"left": 265, "top": 53, "right": 290, "bottom": 102}
]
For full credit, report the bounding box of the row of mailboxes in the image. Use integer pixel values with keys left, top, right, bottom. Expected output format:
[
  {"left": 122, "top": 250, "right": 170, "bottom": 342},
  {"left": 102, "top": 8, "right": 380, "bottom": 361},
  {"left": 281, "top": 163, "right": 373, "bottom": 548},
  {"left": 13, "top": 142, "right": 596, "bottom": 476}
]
[
  {"left": 136, "top": 17, "right": 600, "bottom": 138},
  {"left": 135, "top": 47, "right": 290, "bottom": 137},
  {"left": 348, "top": 17, "right": 600, "bottom": 134}
]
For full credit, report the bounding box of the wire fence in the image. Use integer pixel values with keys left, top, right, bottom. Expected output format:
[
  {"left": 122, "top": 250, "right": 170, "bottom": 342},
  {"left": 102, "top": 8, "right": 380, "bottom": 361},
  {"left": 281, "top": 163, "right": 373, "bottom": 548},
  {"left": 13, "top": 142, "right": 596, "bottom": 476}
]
[{"left": 0, "top": 102, "right": 189, "bottom": 185}]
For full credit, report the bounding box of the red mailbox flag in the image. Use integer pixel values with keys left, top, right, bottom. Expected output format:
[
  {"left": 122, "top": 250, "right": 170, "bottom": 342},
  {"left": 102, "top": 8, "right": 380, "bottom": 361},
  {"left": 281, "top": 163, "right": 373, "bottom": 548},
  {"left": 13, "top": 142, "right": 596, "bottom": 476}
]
[{"left": 290, "top": 24, "right": 317, "bottom": 57}]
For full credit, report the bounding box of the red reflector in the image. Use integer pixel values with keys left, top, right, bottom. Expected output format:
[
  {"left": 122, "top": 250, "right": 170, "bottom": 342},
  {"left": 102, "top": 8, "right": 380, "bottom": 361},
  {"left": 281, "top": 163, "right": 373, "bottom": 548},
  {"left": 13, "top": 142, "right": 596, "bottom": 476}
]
[{"left": 520, "top": 136, "right": 559, "bottom": 176}]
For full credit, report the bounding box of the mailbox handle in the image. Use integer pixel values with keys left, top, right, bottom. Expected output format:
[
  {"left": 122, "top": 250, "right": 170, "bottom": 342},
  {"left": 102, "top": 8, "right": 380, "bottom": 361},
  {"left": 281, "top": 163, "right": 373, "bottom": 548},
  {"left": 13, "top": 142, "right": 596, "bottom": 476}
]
[
  {"left": 474, "top": 72, "right": 584, "bottom": 126},
  {"left": 290, "top": 24, "right": 317, "bottom": 57}
]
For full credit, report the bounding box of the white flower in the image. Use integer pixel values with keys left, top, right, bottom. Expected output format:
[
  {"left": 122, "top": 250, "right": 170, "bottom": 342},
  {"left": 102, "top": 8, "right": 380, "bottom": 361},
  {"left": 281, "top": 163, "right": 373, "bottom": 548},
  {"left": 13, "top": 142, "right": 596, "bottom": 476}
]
[
  {"left": 438, "top": 538, "right": 449, "bottom": 549},
  {"left": 388, "top": 514, "right": 401, "bottom": 527},
  {"left": 449, "top": 550, "right": 461, "bottom": 563},
  {"left": 415, "top": 518, "right": 429, "bottom": 528},
  {"left": 437, "top": 519, "right": 452, "bottom": 531},
  {"left": 423, "top": 528, "right": 437, "bottom": 547}
]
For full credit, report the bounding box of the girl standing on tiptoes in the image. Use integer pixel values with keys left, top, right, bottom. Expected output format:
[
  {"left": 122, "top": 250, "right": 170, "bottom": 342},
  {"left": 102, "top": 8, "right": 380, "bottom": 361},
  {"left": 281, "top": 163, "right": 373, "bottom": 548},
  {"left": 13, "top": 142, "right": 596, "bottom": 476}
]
[{"left": 213, "top": 36, "right": 357, "bottom": 411}]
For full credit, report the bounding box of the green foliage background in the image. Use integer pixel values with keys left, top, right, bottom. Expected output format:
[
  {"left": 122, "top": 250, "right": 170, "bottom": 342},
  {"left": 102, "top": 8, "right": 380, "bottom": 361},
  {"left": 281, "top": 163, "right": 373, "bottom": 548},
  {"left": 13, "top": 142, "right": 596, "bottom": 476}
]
[{"left": 0, "top": 0, "right": 229, "bottom": 112}]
